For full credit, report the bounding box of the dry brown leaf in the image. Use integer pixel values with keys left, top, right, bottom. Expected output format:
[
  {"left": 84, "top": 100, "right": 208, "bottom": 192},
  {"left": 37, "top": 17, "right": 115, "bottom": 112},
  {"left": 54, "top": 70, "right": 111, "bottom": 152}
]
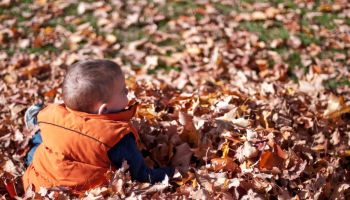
[{"left": 178, "top": 111, "right": 199, "bottom": 147}]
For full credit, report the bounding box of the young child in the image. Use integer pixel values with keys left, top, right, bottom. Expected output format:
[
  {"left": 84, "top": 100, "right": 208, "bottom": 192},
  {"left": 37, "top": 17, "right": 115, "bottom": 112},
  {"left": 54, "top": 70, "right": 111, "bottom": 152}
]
[{"left": 22, "top": 60, "right": 175, "bottom": 193}]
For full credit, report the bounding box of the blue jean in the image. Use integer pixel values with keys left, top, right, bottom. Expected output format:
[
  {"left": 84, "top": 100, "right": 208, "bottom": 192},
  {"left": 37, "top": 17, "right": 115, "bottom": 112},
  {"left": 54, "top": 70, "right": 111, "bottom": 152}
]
[
  {"left": 25, "top": 132, "right": 42, "bottom": 166},
  {"left": 25, "top": 104, "right": 43, "bottom": 166}
]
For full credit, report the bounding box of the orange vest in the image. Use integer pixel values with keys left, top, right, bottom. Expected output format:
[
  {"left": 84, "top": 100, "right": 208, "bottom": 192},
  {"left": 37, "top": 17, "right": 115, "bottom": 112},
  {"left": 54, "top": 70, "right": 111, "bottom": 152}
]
[{"left": 22, "top": 103, "right": 139, "bottom": 193}]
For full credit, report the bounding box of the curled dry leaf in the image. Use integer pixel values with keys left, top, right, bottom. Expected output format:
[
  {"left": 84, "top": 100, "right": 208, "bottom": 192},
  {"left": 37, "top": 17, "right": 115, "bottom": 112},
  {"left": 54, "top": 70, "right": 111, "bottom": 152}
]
[
  {"left": 323, "top": 95, "right": 350, "bottom": 118},
  {"left": 251, "top": 11, "right": 267, "bottom": 21},
  {"left": 135, "top": 175, "right": 170, "bottom": 195},
  {"left": 190, "top": 188, "right": 210, "bottom": 200},
  {"left": 194, "top": 173, "right": 214, "bottom": 194},
  {"left": 235, "top": 141, "right": 259, "bottom": 163},
  {"left": 216, "top": 108, "right": 250, "bottom": 128}
]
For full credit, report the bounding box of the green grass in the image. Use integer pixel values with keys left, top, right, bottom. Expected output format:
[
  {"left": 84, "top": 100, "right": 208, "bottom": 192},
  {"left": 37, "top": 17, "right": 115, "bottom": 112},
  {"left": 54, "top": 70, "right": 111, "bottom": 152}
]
[
  {"left": 63, "top": 4, "right": 98, "bottom": 32},
  {"left": 274, "top": 47, "right": 290, "bottom": 55},
  {"left": 314, "top": 13, "right": 338, "bottom": 29},
  {"left": 298, "top": 31, "right": 322, "bottom": 46},
  {"left": 0, "top": 7, "right": 5, "bottom": 15},
  {"left": 300, "top": 14, "right": 310, "bottom": 28},
  {"left": 157, "top": 18, "right": 170, "bottom": 31},
  {"left": 319, "top": 48, "right": 347, "bottom": 60},
  {"left": 241, "top": 0, "right": 297, "bottom": 9},
  {"left": 346, "top": 18, "right": 350, "bottom": 26},
  {"left": 162, "top": 0, "right": 199, "bottom": 17},
  {"left": 83, "top": 13, "right": 99, "bottom": 32},
  {"left": 0, "top": 6, "right": 28, "bottom": 23},
  {"left": 1, "top": 0, "right": 346, "bottom": 83},
  {"left": 281, "top": 1, "right": 298, "bottom": 9},
  {"left": 213, "top": 2, "right": 238, "bottom": 14},
  {"left": 21, "top": 0, "right": 33, "bottom": 3},
  {"left": 64, "top": 3, "right": 79, "bottom": 16},
  {"left": 157, "top": 0, "right": 206, "bottom": 25},
  {"left": 24, "top": 44, "right": 59, "bottom": 54},
  {"left": 1, "top": 44, "right": 59, "bottom": 56},
  {"left": 324, "top": 77, "right": 350, "bottom": 90},
  {"left": 288, "top": 52, "right": 303, "bottom": 69},
  {"left": 154, "top": 1, "right": 199, "bottom": 32},
  {"left": 47, "top": 18, "right": 76, "bottom": 32},
  {"left": 286, "top": 52, "right": 305, "bottom": 82},
  {"left": 194, "top": 12, "right": 204, "bottom": 21},
  {"left": 114, "top": 26, "right": 147, "bottom": 43},
  {"left": 239, "top": 21, "right": 289, "bottom": 42},
  {"left": 1, "top": 48, "right": 15, "bottom": 57},
  {"left": 147, "top": 60, "right": 181, "bottom": 74},
  {"left": 157, "top": 38, "right": 176, "bottom": 47}
]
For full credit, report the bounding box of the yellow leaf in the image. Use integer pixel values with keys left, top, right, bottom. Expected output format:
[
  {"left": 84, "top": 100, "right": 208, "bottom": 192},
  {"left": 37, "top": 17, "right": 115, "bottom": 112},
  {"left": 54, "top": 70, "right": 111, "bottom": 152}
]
[
  {"left": 192, "top": 178, "right": 198, "bottom": 188},
  {"left": 239, "top": 104, "right": 249, "bottom": 113},
  {"left": 319, "top": 4, "right": 332, "bottom": 12},
  {"left": 287, "top": 87, "right": 295, "bottom": 95},
  {"left": 175, "top": 172, "right": 195, "bottom": 186},
  {"left": 136, "top": 104, "right": 160, "bottom": 120},
  {"left": 339, "top": 150, "right": 350, "bottom": 157},
  {"left": 43, "top": 27, "right": 54, "bottom": 35},
  {"left": 260, "top": 111, "right": 271, "bottom": 129},
  {"left": 221, "top": 139, "right": 230, "bottom": 158}
]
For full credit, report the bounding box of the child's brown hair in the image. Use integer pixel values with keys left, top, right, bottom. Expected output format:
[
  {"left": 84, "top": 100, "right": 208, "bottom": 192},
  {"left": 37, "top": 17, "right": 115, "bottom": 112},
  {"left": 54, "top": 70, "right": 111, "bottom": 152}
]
[{"left": 62, "top": 59, "right": 123, "bottom": 113}]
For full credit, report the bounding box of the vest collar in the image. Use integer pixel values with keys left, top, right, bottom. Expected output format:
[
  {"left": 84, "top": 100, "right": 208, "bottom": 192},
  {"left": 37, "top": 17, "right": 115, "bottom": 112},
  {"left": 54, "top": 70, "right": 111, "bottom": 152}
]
[{"left": 64, "top": 103, "right": 138, "bottom": 121}]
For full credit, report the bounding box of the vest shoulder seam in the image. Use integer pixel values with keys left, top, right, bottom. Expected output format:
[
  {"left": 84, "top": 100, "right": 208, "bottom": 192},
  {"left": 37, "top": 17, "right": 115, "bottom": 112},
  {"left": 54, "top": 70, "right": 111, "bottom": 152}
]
[{"left": 38, "top": 121, "right": 111, "bottom": 148}]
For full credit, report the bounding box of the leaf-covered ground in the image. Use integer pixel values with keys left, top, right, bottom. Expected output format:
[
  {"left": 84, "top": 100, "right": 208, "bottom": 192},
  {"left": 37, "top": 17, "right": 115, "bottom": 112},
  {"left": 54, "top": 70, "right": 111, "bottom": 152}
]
[{"left": 1, "top": 0, "right": 350, "bottom": 199}]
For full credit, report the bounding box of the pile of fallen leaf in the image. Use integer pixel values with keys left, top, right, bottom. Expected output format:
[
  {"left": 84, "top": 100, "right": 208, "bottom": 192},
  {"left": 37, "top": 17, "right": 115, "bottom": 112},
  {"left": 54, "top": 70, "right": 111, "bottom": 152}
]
[{"left": 1, "top": 0, "right": 350, "bottom": 199}]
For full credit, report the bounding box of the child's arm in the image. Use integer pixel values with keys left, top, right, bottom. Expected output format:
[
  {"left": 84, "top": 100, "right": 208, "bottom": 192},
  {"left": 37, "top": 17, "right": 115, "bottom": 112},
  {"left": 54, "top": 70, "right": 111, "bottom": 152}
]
[{"left": 107, "top": 134, "right": 175, "bottom": 184}]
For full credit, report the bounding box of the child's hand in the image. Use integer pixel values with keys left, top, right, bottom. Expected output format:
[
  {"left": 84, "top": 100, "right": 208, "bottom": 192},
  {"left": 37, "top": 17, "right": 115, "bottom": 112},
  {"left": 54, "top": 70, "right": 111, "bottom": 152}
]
[
  {"left": 171, "top": 143, "right": 192, "bottom": 175},
  {"left": 174, "top": 166, "right": 189, "bottom": 176}
]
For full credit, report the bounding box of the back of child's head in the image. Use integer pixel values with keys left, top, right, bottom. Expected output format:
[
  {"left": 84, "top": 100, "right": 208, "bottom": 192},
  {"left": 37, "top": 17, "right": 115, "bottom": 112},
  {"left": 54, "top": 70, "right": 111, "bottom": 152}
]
[{"left": 62, "top": 59, "right": 122, "bottom": 113}]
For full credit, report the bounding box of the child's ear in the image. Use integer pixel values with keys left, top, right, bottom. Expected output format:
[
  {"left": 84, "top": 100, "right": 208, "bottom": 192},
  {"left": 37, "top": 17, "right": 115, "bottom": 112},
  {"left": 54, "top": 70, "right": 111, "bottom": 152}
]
[{"left": 97, "top": 103, "right": 108, "bottom": 114}]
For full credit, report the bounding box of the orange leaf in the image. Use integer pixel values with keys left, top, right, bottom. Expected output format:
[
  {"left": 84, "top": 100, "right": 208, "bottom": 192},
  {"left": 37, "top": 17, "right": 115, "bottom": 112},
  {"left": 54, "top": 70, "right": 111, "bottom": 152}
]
[
  {"left": 211, "top": 157, "right": 240, "bottom": 173},
  {"left": 259, "top": 151, "right": 275, "bottom": 170},
  {"left": 312, "top": 65, "right": 322, "bottom": 74},
  {"left": 259, "top": 143, "right": 287, "bottom": 170},
  {"left": 33, "top": 36, "right": 43, "bottom": 48},
  {"left": 44, "top": 88, "right": 58, "bottom": 98}
]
